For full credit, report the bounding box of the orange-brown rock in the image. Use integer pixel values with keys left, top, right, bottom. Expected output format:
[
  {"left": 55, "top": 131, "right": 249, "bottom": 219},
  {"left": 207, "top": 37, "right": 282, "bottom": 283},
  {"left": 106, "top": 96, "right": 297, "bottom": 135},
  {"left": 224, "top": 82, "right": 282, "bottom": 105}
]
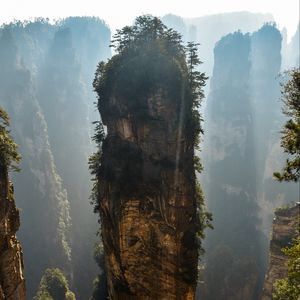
[
  {"left": 98, "top": 89, "right": 198, "bottom": 299},
  {"left": 261, "top": 203, "right": 299, "bottom": 300},
  {"left": 0, "top": 167, "right": 26, "bottom": 300},
  {"left": 93, "top": 17, "right": 207, "bottom": 299}
]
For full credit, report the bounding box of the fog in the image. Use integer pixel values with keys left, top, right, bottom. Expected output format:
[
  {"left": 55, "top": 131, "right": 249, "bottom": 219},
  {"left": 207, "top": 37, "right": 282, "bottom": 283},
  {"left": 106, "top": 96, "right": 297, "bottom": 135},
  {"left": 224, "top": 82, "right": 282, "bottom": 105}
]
[{"left": 0, "top": 11, "right": 298, "bottom": 299}]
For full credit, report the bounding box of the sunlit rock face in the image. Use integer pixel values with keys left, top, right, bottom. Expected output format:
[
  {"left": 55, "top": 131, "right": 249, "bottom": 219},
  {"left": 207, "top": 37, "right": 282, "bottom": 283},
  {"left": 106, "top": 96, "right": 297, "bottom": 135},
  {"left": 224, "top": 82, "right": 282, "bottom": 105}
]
[
  {"left": 261, "top": 204, "right": 299, "bottom": 300},
  {"left": 97, "top": 57, "right": 199, "bottom": 299},
  {"left": 0, "top": 168, "right": 26, "bottom": 300}
]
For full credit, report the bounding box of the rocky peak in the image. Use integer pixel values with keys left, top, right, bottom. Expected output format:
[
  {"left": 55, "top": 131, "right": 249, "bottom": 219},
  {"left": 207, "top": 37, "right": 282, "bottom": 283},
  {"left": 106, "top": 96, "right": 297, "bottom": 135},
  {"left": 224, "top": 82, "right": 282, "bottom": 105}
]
[{"left": 92, "top": 16, "right": 209, "bottom": 300}]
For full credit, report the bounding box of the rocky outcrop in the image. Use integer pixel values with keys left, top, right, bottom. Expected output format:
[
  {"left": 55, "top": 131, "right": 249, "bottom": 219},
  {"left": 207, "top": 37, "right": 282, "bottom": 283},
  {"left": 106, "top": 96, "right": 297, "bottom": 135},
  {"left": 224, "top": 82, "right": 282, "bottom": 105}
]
[
  {"left": 94, "top": 17, "right": 203, "bottom": 299},
  {"left": 261, "top": 203, "right": 299, "bottom": 300},
  {"left": 99, "top": 102, "right": 198, "bottom": 299},
  {"left": 0, "top": 168, "right": 26, "bottom": 299}
]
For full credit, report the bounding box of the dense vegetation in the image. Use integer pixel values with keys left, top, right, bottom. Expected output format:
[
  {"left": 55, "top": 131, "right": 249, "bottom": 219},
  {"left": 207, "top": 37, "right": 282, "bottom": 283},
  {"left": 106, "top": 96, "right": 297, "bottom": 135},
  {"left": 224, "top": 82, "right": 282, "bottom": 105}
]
[
  {"left": 0, "top": 106, "right": 20, "bottom": 171},
  {"left": 34, "top": 268, "right": 76, "bottom": 300}
]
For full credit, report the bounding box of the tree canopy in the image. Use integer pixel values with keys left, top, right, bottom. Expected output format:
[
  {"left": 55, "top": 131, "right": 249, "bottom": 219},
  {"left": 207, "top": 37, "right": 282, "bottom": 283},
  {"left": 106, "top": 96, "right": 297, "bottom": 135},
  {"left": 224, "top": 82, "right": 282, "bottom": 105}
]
[
  {"left": 274, "top": 68, "right": 300, "bottom": 182},
  {"left": 33, "top": 268, "right": 76, "bottom": 300},
  {"left": 0, "top": 106, "right": 20, "bottom": 171}
]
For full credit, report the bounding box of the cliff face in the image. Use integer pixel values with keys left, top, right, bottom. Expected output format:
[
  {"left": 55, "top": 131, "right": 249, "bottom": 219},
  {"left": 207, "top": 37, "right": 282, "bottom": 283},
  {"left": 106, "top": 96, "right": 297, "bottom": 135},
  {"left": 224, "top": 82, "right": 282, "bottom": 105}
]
[
  {"left": 93, "top": 17, "right": 204, "bottom": 300},
  {"left": 0, "top": 18, "right": 111, "bottom": 297},
  {"left": 202, "top": 24, "right": 288, "bottom": 300},
  {"left": 0, "top": 155, "right": 25, "bottom": 299},
  {"left": 261, "top": 204, "right": 299, "bottom": 300},
  {"left": 0, "top": 28, "right": 72, "bottom": 297},
  {"left": 99, "top": 93, "right": 197, "bottom": 299}
]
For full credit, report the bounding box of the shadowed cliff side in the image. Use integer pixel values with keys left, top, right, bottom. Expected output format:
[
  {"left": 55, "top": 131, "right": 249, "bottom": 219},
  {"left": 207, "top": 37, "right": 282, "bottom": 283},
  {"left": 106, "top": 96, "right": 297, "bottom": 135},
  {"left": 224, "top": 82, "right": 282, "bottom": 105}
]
[
  {"left": 203, "top": 31, "right": 264, "bottom": 300},
  {"left": 0, "top": 107, "right": 26, "bottom": 299},
  {"left": 91, "top": 16, "right": 211, "bottom": 299}
]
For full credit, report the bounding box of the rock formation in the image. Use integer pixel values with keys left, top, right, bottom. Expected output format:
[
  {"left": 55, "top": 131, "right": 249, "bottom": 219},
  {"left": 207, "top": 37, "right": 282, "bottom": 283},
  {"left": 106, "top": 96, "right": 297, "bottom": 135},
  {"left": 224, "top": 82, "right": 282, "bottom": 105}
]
[
  {"left": 0, "top": 18, "right": 111, "bottom": 297},
  {"left": 261, "top": 203, "right": 299, "bottom": 300},
  {"left": 0, "top": 171, "right": 26, "bottom": 300},
  {"left": 202, "top": 24, "right": 290, "bottom": 300},
  {"left": 0, "top": 105, "right": 26, "bottom": 299},
  {"left": 92, "top": 16, "right": 209, "bottom": 299},
  {"left": 203, "top": 31, "right": 264, "bottom": 300},
  {"left": 0, "top": 28, "right": 72, "bottom": 297}
]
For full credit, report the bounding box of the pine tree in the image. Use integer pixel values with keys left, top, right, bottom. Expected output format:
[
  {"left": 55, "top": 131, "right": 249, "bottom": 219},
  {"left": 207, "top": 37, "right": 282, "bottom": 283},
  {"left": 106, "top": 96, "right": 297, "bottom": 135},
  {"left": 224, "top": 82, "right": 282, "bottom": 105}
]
[
  {"left": 274, "top": 68, "right": 300, "bottom": 182},
  {"left": 0, "top": 106, "right": 20, "bottom": 171}
]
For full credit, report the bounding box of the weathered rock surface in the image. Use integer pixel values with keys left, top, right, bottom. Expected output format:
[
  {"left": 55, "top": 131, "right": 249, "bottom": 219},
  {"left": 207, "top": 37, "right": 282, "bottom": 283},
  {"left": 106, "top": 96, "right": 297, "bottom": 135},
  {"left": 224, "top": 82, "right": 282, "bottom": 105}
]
[
  {"left": 99, "top": 91, "right": 198, "bottom": 299},
  {"left": 0, "top": 168, "right": 26, "bottom": 300},
  {"left": 261, "top": 203, "right": 299, "bottom": 300},
  {"left": 97, "top": 65, "right": 199, "bottom": 299}
]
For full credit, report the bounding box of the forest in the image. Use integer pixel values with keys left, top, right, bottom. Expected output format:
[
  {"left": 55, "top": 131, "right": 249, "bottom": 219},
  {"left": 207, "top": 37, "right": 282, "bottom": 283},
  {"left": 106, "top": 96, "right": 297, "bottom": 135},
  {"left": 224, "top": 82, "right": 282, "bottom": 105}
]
[{"left": 0, "top": 9, "right": 299, "bottom": 300}]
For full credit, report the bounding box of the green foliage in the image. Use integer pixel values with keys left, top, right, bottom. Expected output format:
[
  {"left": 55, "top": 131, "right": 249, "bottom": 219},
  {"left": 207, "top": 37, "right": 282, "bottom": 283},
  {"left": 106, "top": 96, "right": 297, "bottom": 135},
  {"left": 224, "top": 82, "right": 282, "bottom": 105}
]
[
  {"left": 109, "top": 15, "right": 184, "bottom": 56},
  {"left": 186, "top": 42, "right": 212, "bottom": 247},
  {"left": 93, "top": 16, "right": 187, "bottom": 113},
  {"left": 273, "top": 237, "right": 300, "bottom": 300},
  {"left": 34, "top": 268, "right": 76, "bottom": 300},
  {"left": 88, "top": 120, "right": 105, "bottom": 211},
  {"left": 0, "top": 106, "right": 21, "bottom": 171},
  {"left": 274, "top": 68, "right": 300, "bottom": 182}
]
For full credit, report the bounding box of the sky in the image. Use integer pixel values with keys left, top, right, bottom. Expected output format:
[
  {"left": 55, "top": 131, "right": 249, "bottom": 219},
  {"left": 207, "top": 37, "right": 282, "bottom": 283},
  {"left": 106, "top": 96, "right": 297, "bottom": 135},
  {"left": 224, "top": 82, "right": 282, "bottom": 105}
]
[{"left": 1, "top": 0, "right": 299, "bottom": 39}]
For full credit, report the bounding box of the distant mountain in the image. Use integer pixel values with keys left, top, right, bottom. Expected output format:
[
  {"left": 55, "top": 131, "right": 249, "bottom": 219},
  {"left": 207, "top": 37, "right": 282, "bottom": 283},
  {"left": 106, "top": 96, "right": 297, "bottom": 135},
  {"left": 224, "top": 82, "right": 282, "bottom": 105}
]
[
  {"left": 163, "top": 12, "right": 274, "bottom": 80},
  {"left": 0, "top": 17, "right": 111, "bottom": 298},
  {"left": 201, "top": 23, "right": 298, "bottom": 300}
]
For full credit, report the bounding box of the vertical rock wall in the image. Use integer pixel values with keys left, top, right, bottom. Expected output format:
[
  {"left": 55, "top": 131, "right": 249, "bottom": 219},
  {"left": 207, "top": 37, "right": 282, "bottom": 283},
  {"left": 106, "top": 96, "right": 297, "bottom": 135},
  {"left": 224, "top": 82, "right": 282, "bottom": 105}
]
[
  {"left": 0, "top": 167, "right": 26, "bottom": 300},
  {"left": 99, "top": 89, "right": 198, "bottom": 299}
]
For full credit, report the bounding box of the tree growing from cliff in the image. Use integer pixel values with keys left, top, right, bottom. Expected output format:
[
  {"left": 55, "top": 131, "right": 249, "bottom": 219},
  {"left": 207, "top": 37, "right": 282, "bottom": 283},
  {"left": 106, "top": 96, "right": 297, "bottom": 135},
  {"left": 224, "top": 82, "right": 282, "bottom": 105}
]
[
  {"left": 274, "top": 68, "right": 300, "bottom": 182},
  {"left": 186, "top": 42, "right": 212, "bottom": 240},
  {"left": 34, "top": 268, "right": 76, "bottom": 300},
  {"left": 0, "top": 106, "right": 20, "bottom": 171}
]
